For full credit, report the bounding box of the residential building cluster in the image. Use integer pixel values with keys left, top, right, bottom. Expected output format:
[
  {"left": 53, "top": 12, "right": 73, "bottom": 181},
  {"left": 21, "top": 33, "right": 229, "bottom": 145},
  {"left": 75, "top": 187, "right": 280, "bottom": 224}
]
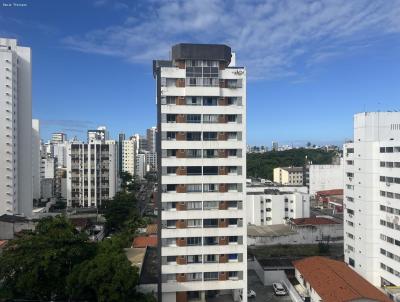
[{"left": 3, "top": 37, "right": 400, "bottom": 302}]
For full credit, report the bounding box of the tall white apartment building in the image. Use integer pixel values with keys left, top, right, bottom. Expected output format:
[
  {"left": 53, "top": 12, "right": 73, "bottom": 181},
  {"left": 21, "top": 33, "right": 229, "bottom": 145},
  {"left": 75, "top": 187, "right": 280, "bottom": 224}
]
[
  {"left": 122, "top": 137, "right": 136, "bottom": 176},
  {"left": 344, "top": 112, "right": 400, "bottom": 289},
  {"left": 136, "top": 152, "right": 148, "bottom": 180},
  {"left": 154, "top": 44, "right": 247, "bottom": 302},
  {"left": 246, "top": 182, "right": 310, "bottom": 225},
  {"left": 0, "top": 38, "right": 32, "bottom": 216},
  {"left": 51, "top": 132, "right": 67, "bottom": 144},
  {"left": 66, "top": 140, "right": 117, "bottom": 207},
  {"left": 147, "top": 126, "right": 157, "bottom": 153},
  {"left": 32, "top": 119, "right": 41, "bottom": 200}
]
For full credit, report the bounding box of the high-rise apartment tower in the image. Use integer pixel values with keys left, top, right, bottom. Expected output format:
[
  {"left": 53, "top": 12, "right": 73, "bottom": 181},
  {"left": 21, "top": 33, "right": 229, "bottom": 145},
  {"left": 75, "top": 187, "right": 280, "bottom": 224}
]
[{"left": 154, "top": 43, "right": 247, "bottom": 302}]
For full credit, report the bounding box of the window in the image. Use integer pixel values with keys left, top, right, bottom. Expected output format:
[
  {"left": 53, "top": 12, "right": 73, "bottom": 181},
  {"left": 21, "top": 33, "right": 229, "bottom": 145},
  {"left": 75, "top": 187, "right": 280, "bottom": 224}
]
[
  {"left": 203, "top": 149, "right": 218, "bottom": 158},
  {"left": 186, "top": 96, "right": 201, "bottom": 106},
  {"left": 204, "top": 184, "right": 218, "bottom": 192},
  {"left": 228, "top": 149, "right": 238, "bottom": 157},
  {"left": 187, "top": 149, "right": 202, "bottom": 158},
  {"left": 187, "top": 219, "right": 202, "bottom": 228},
  {"left": 205, "top": 255, "right": 217, "bottom": 263},
  {"left": 187, "top": 237, "right": 202, "bottom": 246},
  {"left": 187, "top": 201, "right": 202, "bottom": 210},
  {"left": 203, "top": 132, "right": 217, "bottom": 141},
  {"left": 187, "top": 184, "right": 202, "bottom": 193},
  {"left": 229, "top": 236, "right": 238, "bottom": 243},
  {"left": 167, "top": 149, "right": 177, "bottom": 157},
  {"left": 228, "top": 271, "right": 238, "bottom": 280},
  {"left": 349, "top": 258, "right": 355, "bottom": 267},
  {"left": 204, "top": 219, "right": 218, "bottom": 228},
  {"left": 166, "top": 132, "right": 176, "bottom": 140},
  {"left": 204, "top": 201, "right": 219, "bottom": 210},
  {"left": 187, "top": 255, "right": 202, "bottom": 264},
  {"left": 167, "top": 166, "right": 177, "bottom": 174},
  {"left": 186, "top": 114, "right": 201, "bottom": 123},
  {"left": 167, "top": 114, "right": 176, "bottom": 123},
  {"left": 228, "top": 254, "right": 238, "bottom": 261},
  {"left": 203, "top": 114, "right": 219, "bottom": 123},
  {"left": 203, "top": 97, "right": 218, "bottom": 106},
  {"left": 203, "top": 166, "right": 218, "bottom": 175},
  {"left": 187, "top": 166, "right": 202, "bottom": 175},
  {"left": 204, "top": 237, "right": 218, "bottom": 245},
  {"left": 187, "top": 132, "right": 201, "bottom": 141},
  {"left": 204, "top": 272, "right": 218, "bottom": 281}
]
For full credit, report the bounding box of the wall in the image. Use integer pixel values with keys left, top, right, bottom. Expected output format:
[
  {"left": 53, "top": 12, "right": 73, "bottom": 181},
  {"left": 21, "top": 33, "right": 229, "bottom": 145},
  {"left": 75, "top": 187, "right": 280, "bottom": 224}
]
[{"left": 309, "top": 163, "right": 344, "bottom": 195}]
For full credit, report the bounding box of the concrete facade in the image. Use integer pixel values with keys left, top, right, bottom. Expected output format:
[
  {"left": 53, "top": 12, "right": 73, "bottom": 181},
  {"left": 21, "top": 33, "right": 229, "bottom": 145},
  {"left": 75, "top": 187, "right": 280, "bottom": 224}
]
[
  {"left": 0, "top": 38, "right": 32, "bottom": 217},
  {"left": 309, "top": 162, "right": 344, "bottom": 195}
]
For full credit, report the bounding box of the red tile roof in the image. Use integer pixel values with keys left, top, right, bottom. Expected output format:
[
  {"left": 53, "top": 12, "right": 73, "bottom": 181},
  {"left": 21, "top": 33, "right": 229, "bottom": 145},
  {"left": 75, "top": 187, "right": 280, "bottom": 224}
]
[
  {"left": 293, "top": 257, "right": 391, "bottom": 302},
  {"left": 291, "top": 217, "right": 339, "bottom": 226},
  {"left": 316, "top": 189, "right": 343, "bottom": 196},
  {"left": 132, "top": 236, "right": 158, "bottom": 248}
]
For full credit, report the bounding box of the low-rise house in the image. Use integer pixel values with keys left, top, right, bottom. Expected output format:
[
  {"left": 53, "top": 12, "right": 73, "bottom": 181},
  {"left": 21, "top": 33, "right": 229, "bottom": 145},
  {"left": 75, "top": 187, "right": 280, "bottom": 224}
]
[
  {"left": 293, "top": 256, "right": 391, "bottom": 302},
  {"left": 0, "top": 215, "right": 37, "bottom": 240},
  {"left": 132, "top": 235, "right": 158, "bottom": 248},
  {"left": 248, "top": 217, "right": 343, "bottom": 246}
]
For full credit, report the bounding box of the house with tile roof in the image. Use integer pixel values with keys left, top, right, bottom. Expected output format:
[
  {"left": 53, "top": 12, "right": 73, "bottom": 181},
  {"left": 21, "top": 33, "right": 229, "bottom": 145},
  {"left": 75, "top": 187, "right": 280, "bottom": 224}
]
[{"left": 293, "top": 256, "right": 392, "bottom": 302}]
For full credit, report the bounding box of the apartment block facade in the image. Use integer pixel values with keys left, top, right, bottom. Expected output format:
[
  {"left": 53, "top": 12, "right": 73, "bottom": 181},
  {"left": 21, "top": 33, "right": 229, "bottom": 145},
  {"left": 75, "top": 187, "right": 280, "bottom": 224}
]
[
  {"left": 344, "top": 112, "right": 400, "bottom": 290},
  {"left": 0, "top": 38, "right": 32, "bottom": 216},
  {"left": 122, "top": 137, "right": 136, "bottom": 176},
  {"left": 66, "top": 140, "right": 117, "bottom": 207},
  {"left": 246, "top": 183, "right": 310, "bottom": 225},
  {"left": 154, "top": 44, "right": 247, "bottom": 302},
  {"left": 273, "top": 167, "right": 305, "bottom": 186}
]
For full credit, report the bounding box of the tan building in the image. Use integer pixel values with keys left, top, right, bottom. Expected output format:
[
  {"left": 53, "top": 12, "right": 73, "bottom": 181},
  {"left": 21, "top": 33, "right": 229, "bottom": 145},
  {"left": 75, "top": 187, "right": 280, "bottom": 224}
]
[{"left": 273, "top": 167, "right": 304, "bottom": 185}]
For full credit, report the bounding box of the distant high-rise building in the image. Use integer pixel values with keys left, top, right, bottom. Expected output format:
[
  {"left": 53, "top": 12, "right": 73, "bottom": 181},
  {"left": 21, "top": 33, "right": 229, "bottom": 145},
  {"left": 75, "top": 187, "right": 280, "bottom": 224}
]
[
  {"left": 272, "top": 141, "right": 278, "bottom": 151},
  {"left": 118, "top": 132, "right": 125, "bottom": 174},
  {"left": 51, "top": 132, "right": 67, "bottom": 144},
  {"left": 0, "top": 38, "right": 32, "bottom": 217},
  {"left": 122, "top": 137, "right": 136, "bottom": 177},
  {"left": 154, "top": 43, "right": 247, "bottom": 301},
  {"left": 32, "top": 119, "right": 41, "bottom": 200},
  {"left": 87, "top": 126, "right": 109, "bottom": 143},
  {"left": 135, "top": 153, "right": 147, "bottom": 180},
  {"left": 344, "top": 112, "right": 400, "bottom": 290},
  {"left": 66, "top": 140, "right": 117, "bottom": 207},
  {"left": 147, "top": 126, "right": 157, "bottom": 153}
]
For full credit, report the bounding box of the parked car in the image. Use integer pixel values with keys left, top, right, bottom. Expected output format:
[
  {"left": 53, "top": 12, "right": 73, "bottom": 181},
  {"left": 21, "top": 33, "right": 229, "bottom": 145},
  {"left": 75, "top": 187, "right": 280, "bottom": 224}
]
[{"left": 272, "top": 282, "right": 287, "bottom": 296}]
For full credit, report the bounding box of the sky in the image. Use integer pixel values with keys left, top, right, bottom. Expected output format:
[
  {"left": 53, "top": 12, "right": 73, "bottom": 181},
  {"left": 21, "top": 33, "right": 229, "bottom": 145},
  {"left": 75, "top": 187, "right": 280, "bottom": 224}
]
[{"left": 1, "top": 0, "right": 400, "bottom": 147}]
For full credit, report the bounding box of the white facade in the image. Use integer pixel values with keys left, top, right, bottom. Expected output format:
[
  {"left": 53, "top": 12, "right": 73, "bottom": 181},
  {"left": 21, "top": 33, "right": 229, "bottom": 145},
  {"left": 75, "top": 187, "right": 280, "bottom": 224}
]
[
  {"left": 155, "top": 44, "right": 247, "bottom": 302},
  {"left": 246, "top": 185, "right": 310, "bottom": 226},
  {"left": 40, "top": 156, "right": 56, "bottom": 179},
  {"left": 51, "top": 132, "right": 66, "bottom": 144},
  {"left": 273, "top": 167, "right": 304, "bottom": 185},
  {"left": 32, "top": 119, "right": 41, "bottom": 200},
  {"left": 122, "top": 138, "right": 136, "bottom": 176},
  {"left": 66, "top": 140, "right": 117, "bottom": 207},
  {"left": 344, "top": 112, "right": 400, "bottom": 289},
  {"left": 309, "top": 162, "right": 344, "bottom": 195},
  {"left": 136, "top": 152, "right": 148, "bottom": 180},
  {"left": 0, "top": 38, "right": 32, "bottom": 217},
  {"left": 147, "top": 126, "right": 157, "bottom": 153},
  {"left": 53, "top": 142, "right": 68, "bottom": 168}
]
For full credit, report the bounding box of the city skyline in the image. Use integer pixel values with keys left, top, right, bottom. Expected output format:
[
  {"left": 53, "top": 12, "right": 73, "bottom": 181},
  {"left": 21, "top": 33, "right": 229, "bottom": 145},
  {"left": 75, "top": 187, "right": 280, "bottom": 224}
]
[{"left": 1, "top": 0, "right": 400, "bottom": 145}]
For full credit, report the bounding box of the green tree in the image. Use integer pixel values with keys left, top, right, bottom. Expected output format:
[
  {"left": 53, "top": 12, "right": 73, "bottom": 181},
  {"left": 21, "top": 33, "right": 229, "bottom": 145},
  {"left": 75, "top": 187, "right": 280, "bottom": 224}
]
[
  {"left": 102, "top": 192, "right": 139, "bottom": 232},
  {"left": 67, "top": 244, "right": 140, "bottom": 302},
  {"left": 0, "top": 216, "right": 95, "bottom": 300}
]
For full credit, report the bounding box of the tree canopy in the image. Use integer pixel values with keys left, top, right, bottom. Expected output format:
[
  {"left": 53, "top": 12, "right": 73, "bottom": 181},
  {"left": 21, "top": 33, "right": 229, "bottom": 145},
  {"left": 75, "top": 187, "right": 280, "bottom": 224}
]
[{"left": 247, "top": 148, "right": 338, "bottom": 180}]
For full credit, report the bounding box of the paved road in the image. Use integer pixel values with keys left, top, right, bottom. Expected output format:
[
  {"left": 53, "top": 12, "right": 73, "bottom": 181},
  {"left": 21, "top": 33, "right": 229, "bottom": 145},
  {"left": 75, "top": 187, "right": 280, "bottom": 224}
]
[{"left": 247, "top": 270, "right": 292, "bottom": 302}]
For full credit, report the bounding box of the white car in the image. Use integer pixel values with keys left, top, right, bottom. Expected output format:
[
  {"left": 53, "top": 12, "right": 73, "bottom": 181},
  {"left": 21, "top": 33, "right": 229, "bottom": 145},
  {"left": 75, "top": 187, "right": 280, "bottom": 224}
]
[
  {"left": 247, "top": 289, "right": 256, "bottom": 298},
  {"left": 272, "top": 282, "right": 287, "bottom": 296}
]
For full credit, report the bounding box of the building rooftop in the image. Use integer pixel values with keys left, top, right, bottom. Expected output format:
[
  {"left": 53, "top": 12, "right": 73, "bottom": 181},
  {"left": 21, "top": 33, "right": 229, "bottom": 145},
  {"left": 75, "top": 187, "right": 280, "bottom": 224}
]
[
  {"left": 247, "top": 224, "right": 296, "bottom": 237},
  {"left": 0, "top": 214, "right": 30, "bottom": 223},
  {"left": 316, "top": 189, "right": 344, "bottom": 196},
  {"left": 171, "top": 43, "right": 231, "bottom": 63},
  {"left": 124, "top": 247, "right": 146, "bottom": 271},
  {"left": 146, "top": 224, "right": 157, "bottom": 235},
  {"left": 293, "top": 257, "right": 391, "bottom": 302},
  {"left": 290, "top": 217, "right": 339, "bottom": 226},
  {"left": 132, "top": 235, "right": 158, "bottom": 248},
  {"left": 280, "top": 166, "right": 304, "bottom": 173}
]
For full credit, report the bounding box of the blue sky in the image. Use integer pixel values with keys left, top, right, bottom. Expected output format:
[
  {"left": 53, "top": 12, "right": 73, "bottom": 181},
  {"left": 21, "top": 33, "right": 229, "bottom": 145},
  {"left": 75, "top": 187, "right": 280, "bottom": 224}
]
[{"left": 1, "top": 0, "right": 400, "bottom": 146}]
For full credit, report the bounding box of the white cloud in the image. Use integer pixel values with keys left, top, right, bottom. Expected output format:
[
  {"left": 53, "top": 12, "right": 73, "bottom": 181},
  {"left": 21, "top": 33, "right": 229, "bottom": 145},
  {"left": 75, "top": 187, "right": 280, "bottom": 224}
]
[{"left": 62, "top": 0, "right": 400, "bottom": 79}]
